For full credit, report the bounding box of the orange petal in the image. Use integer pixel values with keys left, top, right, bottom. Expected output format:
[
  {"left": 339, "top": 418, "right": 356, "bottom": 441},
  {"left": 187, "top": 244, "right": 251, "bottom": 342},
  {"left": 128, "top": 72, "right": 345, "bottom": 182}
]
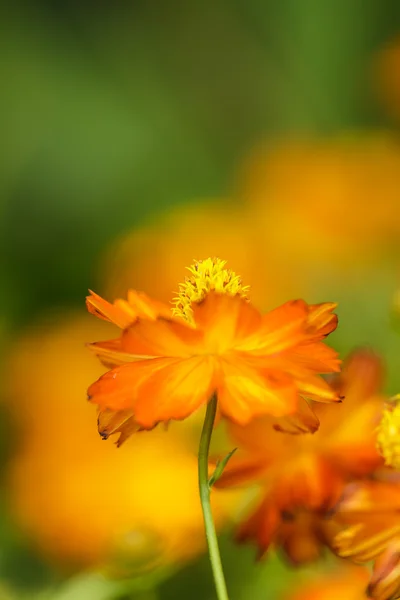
[
  {"left": 278, "top": 516, "right": 324, "bottom": 565},
  {"left": 334, "top": 520, "right": 400, "bottom": 562},
  {"left": 126, "top": 290, "right": 172, "bottom": 319},
  {"left": 192, "top": 293, "right": 262, "bottom": 350},
  {"left": 87, "top": 339, "right": 153, "bottom": 368},
  {"left": 273, "top": 398, "right": 320, "bottom": 434},
  {"left": 97, "top": 408, "right": 144, "bottom": 446},
  {"left": 134, "top": 356, "right": 217, "bottom": 428},
  {"left": 86, "top": 290, "right": 138, "bottom": 328},
  {"left": 236, "top": 496, "right": 280, "bottom": 558},
  {"left": 213, "top": 455, "right": 268, "bottom": 489},
  {"left": 285, "top": 341, "right": 341, "bottom": 374},
  {"left": 235, "top": 299, "right": 309, "bottom": 356},
  {"left": 297, "top": 375, "right": 342, "bottom": 403},
  {"left": 122, "top": 317, "right": 204, "bottom": 358},
  {"left": 307, "top": 302, "right": 338, "bottom": 338},
  {"left": 325, "top": 398, "right": 383, "bottom": 477},
  {"left": 335, "top": 481, "right": 400, "bottom": 517},
  {"left": 218, "top": 361, "right": 299, "bottom": 424},
  {"left": 369, "top": 544, "right": 400, "bottom": 600},
  {"left": 338, "top": 348, "right": 384, "bottom": 400},
  {"left": 87, "top": 357, "right": 179, "bottom": 411}
]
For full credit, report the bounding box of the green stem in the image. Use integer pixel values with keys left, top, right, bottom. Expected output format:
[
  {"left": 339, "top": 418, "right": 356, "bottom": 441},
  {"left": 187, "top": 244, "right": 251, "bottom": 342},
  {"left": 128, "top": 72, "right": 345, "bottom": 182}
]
[{"left": 198, "top": 394, "right": 230, "bottom": 600}]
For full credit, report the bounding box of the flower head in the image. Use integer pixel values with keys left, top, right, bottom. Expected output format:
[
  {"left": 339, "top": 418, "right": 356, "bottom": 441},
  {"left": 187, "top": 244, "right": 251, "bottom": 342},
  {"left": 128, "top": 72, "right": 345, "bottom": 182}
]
[
  {"left": 377, "top": 398, "right": 400, "bottom": 469},
  {"left": 87, "top": 259, "right": 340, "bottom": 443},
  {"left": 333, "top": 479, "right": 400, "bottom": 600},
  {"left": 215, "top": 350, "right": 384, "bottom": 562}
]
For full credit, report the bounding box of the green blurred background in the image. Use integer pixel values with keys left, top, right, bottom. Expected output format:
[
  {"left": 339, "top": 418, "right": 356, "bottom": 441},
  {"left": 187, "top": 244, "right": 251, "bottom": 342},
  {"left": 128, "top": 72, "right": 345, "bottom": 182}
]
[{"left": 2, "top": 1, "right": 400, "bottom": 598}]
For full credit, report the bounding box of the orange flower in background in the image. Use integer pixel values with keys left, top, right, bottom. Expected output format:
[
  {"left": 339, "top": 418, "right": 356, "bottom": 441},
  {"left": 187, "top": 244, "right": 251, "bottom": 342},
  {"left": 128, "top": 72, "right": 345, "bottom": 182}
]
[
  {"left": 240, "top": 134, "right": 400, "bottom": 269},
  {"left": 87, "top": 258, "right": 340, "bottom": 442},
  {"left": 216, "top": 350, "right": 384, "bottom": 563},
  {"left": 374, "top": 35, "right": 400, "bottom": 122},
  {"left": 282, "top": 565, "right": 371, "bottom": 600},
  {"left": 101, "top": 200, "right": 290, "bottom": 311},
  {"left": 333, "top": 479, "right": 400, "bottom": 600},
  {"left": 5, "top": 315, "right": 236, "bottom": 570}
]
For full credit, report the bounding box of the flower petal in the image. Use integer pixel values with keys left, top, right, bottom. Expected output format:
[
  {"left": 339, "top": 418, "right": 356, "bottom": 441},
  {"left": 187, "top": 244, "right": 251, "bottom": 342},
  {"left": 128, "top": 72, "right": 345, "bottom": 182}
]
[
  {"left": 235, "top": 299, "right": 309, "bottom": 356},
  {"left": 87, "top": 357, "right": 179, "bottom": 411},
  {"left": 338, "top": 348, "right": 384, "bottom": 401},
  {"left": 307, "top": 302, "right": 338, "bottom": 338},
  {"left": 369, "top": 544, "right": 400, "bottom": 600},
  {"left": 86, "top": 290, "right": 138, "bottom": 328},
  {"left": 236, "top": 496, "right": 280, "bottom": 558},
  {"left": 273, "top": 398, "right": 320, "bottom": 434},
  {"left": 297, "top": 375, "right": 342, "bottom": 403},
  {"left": 87, "top": 339, "right": 153, "bottom": 368},
  {"left": 86, "top": 290, "right": 171, "bottom": 329},
  {"left": 284, "top": 341, "right": 341, "bottom": 374},
  {"left": 213, "top": 455, "right": 268, "bottom": 488},
  {"left": 122, "top": 318, "right": 204, "bottom": 358},
  {"left": 134, "top": 356, "right": 217, "bottom": 428},
  {"left": 218, "top": 361, "right": 299, "bottom": 424},
  {"left": 192, "top": 292, "right": 262, "bottom": 350},
  {"left": 97, "top": 408, "right": 144, "bottom": 446}
]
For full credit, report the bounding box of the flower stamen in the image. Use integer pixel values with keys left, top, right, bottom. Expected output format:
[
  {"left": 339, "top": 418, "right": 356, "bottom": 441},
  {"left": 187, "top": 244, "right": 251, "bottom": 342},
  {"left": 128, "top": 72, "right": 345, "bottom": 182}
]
[
  {"left": 377, "top": 396, "right": 400, "bottom": 469},
  {"left": 172, "top": 258, "right": 250, "bottom": 324}
]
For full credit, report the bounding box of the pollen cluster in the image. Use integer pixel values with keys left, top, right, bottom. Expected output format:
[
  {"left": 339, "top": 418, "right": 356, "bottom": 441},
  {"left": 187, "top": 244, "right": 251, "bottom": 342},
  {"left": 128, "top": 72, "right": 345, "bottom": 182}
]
[
  {"left": 172, "top": 258, "right": 250, "bottom": 324},
  {"left": 376, "top": 398, "right": 400, "bottom": 469}
]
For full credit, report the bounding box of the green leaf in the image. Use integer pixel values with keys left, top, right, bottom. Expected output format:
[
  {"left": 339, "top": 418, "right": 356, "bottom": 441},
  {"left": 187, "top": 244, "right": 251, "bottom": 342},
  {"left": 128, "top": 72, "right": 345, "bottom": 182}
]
[{"left": 208, "top": 448, "right": 237, "bottom": 489}]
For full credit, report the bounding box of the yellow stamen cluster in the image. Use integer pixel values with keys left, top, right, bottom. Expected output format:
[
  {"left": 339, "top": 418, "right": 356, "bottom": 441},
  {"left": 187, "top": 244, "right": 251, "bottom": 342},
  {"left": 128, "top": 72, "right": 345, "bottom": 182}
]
[
  {"left": 376, "top": 397, "right": 400, "bottom": 469},
  {"left": 172, "top": 258, "right": 249, "bottom": 324}
]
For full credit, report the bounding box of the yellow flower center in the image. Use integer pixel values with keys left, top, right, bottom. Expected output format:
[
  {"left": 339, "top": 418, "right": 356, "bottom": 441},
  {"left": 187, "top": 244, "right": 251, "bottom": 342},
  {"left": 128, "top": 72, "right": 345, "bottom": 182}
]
[
  {"left": 172, "top": 258, "right": 249, "bottom": 324},
  {"left": 376, "top": 397, "right": 400, "bottom": 469}
]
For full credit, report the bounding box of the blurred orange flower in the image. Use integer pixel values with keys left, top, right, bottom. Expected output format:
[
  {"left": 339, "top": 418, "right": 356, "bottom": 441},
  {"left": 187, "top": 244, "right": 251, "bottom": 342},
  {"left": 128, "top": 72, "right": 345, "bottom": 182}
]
[
  {"left": 333, "top": 479, "right": 400, "bottom": 600},
  {"left": 216, "top": 350, "right": 384, "bottom": 563},
  {"left": 374, "top": 36, "right": 400, "bottom": 122},
  {"left": 102, "top": 200, "right": 289, "bottom": 311},
  {"left": 241, "top": 134, "right": 400, "bottom": 268},
  {"left": 282, "top": 565, "right": 370, "bottom": 600},
  {"left": 87, "top": 258, "right": 340, "bottom": 442},
  {"left": 5, "top": 315, "right": 235, "bottom": 571}
]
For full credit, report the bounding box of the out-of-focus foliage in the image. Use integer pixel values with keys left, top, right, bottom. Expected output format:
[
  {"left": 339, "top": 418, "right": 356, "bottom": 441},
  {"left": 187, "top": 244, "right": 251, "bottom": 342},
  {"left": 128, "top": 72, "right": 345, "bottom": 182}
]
[{"left": 2, "top": 0, "right": 400, "bottom": 599}]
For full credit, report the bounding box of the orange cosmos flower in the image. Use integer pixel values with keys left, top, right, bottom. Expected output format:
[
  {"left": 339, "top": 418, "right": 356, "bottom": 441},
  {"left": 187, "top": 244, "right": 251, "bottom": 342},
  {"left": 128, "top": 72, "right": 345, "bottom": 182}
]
[
  {"left": 86, "top": 258, "right": 340, "bottom": 442},
  {"left": 282, "top": 565, "right": 371, "bottom": 600},
  {"left": 215, "top": 350, "right": 384, "bottom": 563},
  {"left": 333, "top": 479, "right": 400, "bottom": 600}
]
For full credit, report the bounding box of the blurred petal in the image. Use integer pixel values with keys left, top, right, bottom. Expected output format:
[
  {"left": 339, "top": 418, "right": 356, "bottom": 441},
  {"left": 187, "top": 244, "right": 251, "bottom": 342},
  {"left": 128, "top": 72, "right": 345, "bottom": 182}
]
[
  {"left": 338, "top": 348, "right": 384, "bottom": 401},
  {"left": 214, "top": 455, "right": 268, "bottom": 488},
  {"left": 236, "top": 496, "right": 280, "bottom": 558},
  {"left": 298, "top": 375, "right": 342, "bottom": 403},
  {"left": 369, "top": 543, "right": 400, "bottom": 600},
  {"left": 273, "top": 398, "right": 319, "bottom": 434}
]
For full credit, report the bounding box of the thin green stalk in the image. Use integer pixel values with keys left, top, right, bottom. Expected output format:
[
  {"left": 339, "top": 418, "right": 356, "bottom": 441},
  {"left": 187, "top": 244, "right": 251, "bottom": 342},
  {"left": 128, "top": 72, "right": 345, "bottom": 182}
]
[{"left": 198, "top": 394, "right": 230, "bottom": 600}]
